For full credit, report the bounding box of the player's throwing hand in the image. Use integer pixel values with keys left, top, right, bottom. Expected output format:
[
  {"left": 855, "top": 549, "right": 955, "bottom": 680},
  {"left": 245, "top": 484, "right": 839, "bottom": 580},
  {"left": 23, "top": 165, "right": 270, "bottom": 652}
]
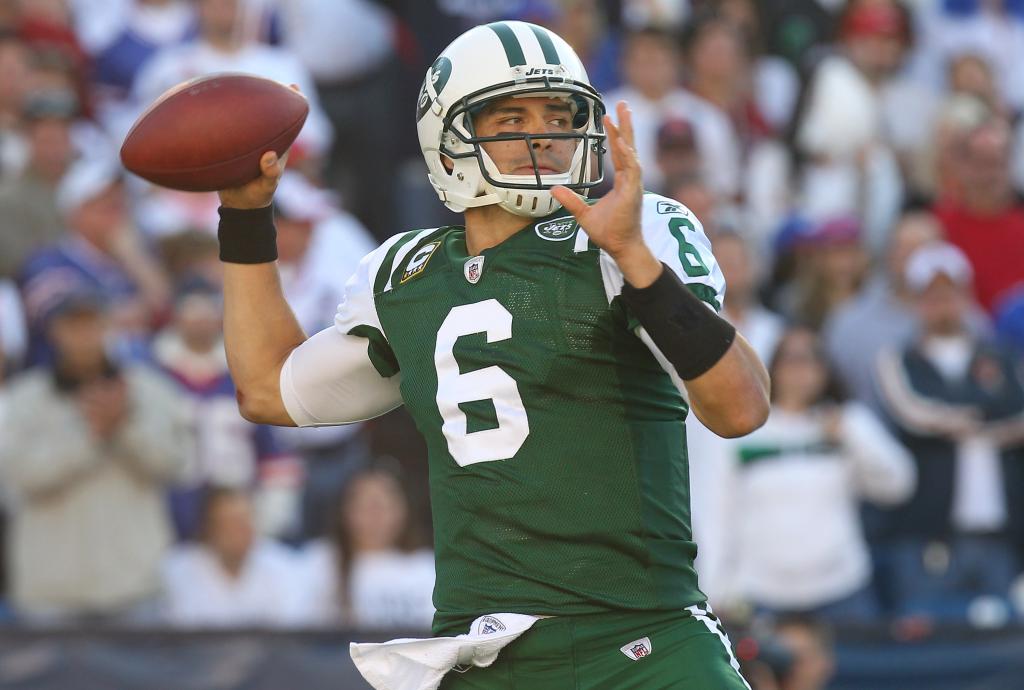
[{"left": 217, "top": 150, "right": 288, "bottom": 210}]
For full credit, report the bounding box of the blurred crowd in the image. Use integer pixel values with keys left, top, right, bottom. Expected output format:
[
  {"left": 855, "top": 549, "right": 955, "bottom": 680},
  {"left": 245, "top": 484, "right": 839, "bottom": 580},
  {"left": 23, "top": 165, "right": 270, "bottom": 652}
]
[{"left": 0, "top": 0, "right": 1021, "bottom": 686}]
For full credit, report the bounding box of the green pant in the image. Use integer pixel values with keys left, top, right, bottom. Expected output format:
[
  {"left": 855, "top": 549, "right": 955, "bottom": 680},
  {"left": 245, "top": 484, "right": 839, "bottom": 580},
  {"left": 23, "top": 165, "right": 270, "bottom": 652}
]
[{"left": 439, "top": 604, "right": 751, "bottom": 690}]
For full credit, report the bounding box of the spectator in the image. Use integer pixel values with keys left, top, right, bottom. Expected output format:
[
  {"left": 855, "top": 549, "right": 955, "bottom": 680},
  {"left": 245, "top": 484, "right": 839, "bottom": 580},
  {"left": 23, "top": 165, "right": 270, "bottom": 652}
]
[
  {"left": 932, "top": 116, "right": 1024, "bottom": 314},
  {"left": 756, "top": 0, "right": 837, "bottom": 70},
  {"left": 273, "top": 172, "right": 376, "bottom": 336},
  {"left": 90, "top": 0, "right": 197, "bottom": 130},
  {"left": 773, "top": 615, "right": 836, "bottom": 690},
  {"left": 778, "top": 216, "right": 870, "bottom": 330},
  {"left": 0, "top": 280, "right": 26, "bottom": 378},
  {"left": 18, "top": 155, "right": 171, "bottom": 365},
  {"left": 682, "top": 11, "right": 773, "bottom": 154},
  {"left": 531, "top": 0, "right": 621, "bottom": 93},
  {"left": 0, "top": 89, "right": 78, "bottom": 278},
  {"left": 0, "top": 31, "right": 33, "bottom": 176},
  {"left": 823, "top": 210, "right": 945, "bottom": 412},
  {"left": 947, "top": 52, "right": 1009, "bottom": 117},
  {"left": 163, "top": 487, "right": 303, "bottom": 627},
  {"left": 689, "top": 230, "right": 784, "bottom": 605},
  {"left": 605, "top": 27, "right": 741, "bottom": 198},
  {"left": 713, "top": 230, "right": 785, "bottom": 362},
  {"left": 156, "top": 227, "right": 222, "bottom": 286},
  {"left": 909, "top": 0, "right": 1024, "bottom": 113},
  {"left": 793, "top": 0, "right": 910, "bottom": 250},
  {"left": 713, "top": 0, "right": 801, "bottom": 134},
  {"left": 153, "top": 278, "right": 302, "bottom": 540},
  {"left": 15, "top": 1, "right": 92, "bottom": 119},
  {"left": 132, "top": 0, "right": 332, "bottom": 171},
  {"left": 875, "top": 242, "right": 1024, "bottom": 621},
  {"left": 994, "top": 287, "right": 1024, "bottom": 354},
  {"left": 296, "top": 467, "right": 434, "bottom": 629},
  {"left": 654, "top": 117, "right": 702, "bottom": 196},
  {"left": 270, "top": 172, "right": 376, "bottom": 538},
  {"left": 720, "top": 326, "right": 914, "bottom": 621},
  {"left": 0, "top": 287, "right": 189, "bottom": 624},
  {"left": 276, "top": 0, "right": 400, "bottom": 239}
]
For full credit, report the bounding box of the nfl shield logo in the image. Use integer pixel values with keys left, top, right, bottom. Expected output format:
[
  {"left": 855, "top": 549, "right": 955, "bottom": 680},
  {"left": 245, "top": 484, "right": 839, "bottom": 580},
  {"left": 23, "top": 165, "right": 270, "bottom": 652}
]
[
  {"left": 620, "top": 637, "right": 653, "bottom": 661},
  {"left": 464, "top": 255, "right": 485, "bottom": 284}
]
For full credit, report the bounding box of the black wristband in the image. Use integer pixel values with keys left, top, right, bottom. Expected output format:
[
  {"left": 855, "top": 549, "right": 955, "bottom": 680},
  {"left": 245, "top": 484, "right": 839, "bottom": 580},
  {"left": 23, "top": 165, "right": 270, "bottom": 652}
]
[
  {"left": 217, "top": 205, "right": 278, "bottom": 264},
  {"left": 620, "top": 263, "right": 736, "bottom": 380}
]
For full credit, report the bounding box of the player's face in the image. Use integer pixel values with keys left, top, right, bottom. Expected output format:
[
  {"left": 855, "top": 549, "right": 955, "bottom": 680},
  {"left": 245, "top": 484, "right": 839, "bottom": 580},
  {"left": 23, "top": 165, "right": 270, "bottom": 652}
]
[{"left": 472, "top": 96, "right": 577, "bottom": 177}]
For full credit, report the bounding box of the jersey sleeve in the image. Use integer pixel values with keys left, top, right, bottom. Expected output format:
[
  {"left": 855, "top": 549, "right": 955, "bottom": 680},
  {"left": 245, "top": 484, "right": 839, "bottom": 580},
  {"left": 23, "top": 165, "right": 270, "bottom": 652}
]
[
  {"left": 595, "top": 194, "right": 727, "bottom": 396},
  {"left": 279, "top": 235, "right": 407, "bottom": 427},
  {"left": 598, "top": 193, "right": 726, "bottom": 314}
]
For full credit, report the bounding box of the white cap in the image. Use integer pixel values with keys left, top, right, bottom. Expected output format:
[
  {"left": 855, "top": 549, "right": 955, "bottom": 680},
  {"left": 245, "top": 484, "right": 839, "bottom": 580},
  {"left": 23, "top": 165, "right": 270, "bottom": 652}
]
[
  {"left": 274, "top": 171, "right": 338, "bottom": 223},
  {"left": 905, "top": 241, "right": 974, "bottom": 292},
  {"left": 56, "top": 155, "right": 122, "bottom": 215}
]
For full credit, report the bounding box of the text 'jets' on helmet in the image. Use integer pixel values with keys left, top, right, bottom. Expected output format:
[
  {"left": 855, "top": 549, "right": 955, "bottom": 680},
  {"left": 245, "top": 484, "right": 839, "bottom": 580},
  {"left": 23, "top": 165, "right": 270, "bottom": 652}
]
[{"left": 416, "top": 21, "right": 607, "bottom": 218}]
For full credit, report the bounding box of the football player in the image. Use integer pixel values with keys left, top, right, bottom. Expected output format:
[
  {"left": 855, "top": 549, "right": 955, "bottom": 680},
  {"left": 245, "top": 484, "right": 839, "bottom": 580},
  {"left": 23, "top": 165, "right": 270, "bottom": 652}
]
[{"left": 216, "top": 21, "right": 768, "bottom": 690}]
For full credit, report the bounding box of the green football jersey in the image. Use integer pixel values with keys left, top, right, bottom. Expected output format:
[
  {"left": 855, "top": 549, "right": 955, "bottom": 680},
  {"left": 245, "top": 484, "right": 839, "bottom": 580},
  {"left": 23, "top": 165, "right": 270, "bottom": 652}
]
[{"left": 335, "top": 193, "right": 726, "bottom": 635}]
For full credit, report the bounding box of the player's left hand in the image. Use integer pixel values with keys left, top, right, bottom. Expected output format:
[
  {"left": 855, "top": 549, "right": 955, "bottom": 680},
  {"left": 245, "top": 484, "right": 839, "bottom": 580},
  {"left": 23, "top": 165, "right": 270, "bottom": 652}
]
[
  {"left": 552, "top": 101, "right": 642, "bottom": 258},
  {"left": 552, "top": 101, "right": 660, "bottom": 286}
]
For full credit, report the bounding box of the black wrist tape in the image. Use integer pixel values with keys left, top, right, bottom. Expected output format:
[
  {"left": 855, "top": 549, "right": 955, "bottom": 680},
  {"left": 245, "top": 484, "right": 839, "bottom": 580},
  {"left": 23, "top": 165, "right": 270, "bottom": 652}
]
[
  {"left": 620, "top": 263, "right": 736, "bottom": 380},
  {"left": 217, "top": 205, "right": 277, "bottom": 264}
]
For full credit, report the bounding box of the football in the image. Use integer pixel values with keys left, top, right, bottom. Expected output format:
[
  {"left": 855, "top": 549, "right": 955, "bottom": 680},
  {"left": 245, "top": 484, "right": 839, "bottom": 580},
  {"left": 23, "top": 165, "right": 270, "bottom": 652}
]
[{"left": 120, "top": 73, "right": 309, "bottom": 192}]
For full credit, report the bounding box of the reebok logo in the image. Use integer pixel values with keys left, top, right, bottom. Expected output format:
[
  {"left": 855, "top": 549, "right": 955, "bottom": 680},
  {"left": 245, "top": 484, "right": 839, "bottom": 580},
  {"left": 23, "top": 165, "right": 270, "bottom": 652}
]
[{"left": 475, "top": 615, "right": 506, "bottom": 635}]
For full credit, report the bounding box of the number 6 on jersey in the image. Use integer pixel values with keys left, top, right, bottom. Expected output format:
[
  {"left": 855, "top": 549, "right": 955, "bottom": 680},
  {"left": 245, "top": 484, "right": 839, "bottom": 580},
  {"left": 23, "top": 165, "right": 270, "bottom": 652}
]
[{"left": 434, "top": 300, "right": 530, "bottom": 466}]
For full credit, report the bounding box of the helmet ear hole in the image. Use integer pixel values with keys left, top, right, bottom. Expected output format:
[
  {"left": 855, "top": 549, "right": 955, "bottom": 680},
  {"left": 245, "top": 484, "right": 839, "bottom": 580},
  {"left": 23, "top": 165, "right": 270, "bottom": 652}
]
[{"left": 440, "top": 153, "right": 455, "bottom": 173}]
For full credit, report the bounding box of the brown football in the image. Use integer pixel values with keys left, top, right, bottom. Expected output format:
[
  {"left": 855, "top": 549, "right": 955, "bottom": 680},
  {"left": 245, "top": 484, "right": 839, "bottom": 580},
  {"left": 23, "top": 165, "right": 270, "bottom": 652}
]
[{"left": 120, "top": 73, "right": 309, "bottom": 192}]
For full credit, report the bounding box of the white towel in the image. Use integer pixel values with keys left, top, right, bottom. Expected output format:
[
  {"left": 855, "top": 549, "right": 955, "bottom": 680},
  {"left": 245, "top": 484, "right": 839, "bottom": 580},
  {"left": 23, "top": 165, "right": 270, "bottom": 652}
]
[{"left": 350, "top": 613, "right": 541, "bottom": 690}]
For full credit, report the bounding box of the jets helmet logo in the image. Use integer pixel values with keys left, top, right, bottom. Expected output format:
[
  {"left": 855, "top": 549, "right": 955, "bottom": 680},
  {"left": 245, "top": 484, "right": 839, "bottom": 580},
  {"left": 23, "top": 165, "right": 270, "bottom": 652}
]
[{"left": 416, "top": 56, "right": 452, "bottom": 121}]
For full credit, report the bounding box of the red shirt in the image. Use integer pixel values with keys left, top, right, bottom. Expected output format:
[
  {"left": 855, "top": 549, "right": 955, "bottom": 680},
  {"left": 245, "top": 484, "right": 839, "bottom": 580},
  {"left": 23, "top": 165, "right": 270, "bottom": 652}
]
[{"left": 933, "top": 201, "right": 1024, "bottom": 313}]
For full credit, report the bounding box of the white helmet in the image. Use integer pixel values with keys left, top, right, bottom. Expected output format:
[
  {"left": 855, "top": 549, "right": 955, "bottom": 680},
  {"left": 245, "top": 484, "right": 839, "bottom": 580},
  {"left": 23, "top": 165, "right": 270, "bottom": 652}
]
[{"left": 416, "top": 21, "right": 607, "bottom": 218}]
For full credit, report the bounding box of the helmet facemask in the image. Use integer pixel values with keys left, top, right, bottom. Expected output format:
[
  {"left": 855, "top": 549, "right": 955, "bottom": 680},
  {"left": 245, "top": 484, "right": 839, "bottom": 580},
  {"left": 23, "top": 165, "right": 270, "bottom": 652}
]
[{"left": 437, "top": 79, "right": 607, "bottom": 218}]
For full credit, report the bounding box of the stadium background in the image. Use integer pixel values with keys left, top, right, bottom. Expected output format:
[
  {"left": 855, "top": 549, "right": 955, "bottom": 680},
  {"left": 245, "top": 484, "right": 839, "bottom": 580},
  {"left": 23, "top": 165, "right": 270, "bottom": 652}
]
[{"left": 0, "top": 0, "right": 1022, "bottom": 688}]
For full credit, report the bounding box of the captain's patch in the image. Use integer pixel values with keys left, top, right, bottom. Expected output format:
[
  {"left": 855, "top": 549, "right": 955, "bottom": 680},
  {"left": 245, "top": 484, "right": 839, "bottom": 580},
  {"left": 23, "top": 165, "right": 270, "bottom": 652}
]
[{"left": 401, "top": 241, "right": 441, "bottom": 283}]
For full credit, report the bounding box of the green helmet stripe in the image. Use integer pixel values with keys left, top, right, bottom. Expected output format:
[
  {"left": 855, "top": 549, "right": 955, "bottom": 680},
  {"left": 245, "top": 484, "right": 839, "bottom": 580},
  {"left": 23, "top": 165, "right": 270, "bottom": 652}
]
[
  {"left": 529, "top": 25, "right": 561, "bottom": 64},
  {"left": 487, "top": 22, "right": 526, "bottom": 66}
]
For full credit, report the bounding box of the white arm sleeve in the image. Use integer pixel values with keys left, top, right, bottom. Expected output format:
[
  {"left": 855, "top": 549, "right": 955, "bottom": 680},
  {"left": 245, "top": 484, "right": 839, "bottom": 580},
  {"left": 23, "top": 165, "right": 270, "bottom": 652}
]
[
  {"left": 279, "top": 232, "right": 411, "bottom": 427},
  {"left": 280, "top": 327, "right": 402, "bottom": 426}
]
